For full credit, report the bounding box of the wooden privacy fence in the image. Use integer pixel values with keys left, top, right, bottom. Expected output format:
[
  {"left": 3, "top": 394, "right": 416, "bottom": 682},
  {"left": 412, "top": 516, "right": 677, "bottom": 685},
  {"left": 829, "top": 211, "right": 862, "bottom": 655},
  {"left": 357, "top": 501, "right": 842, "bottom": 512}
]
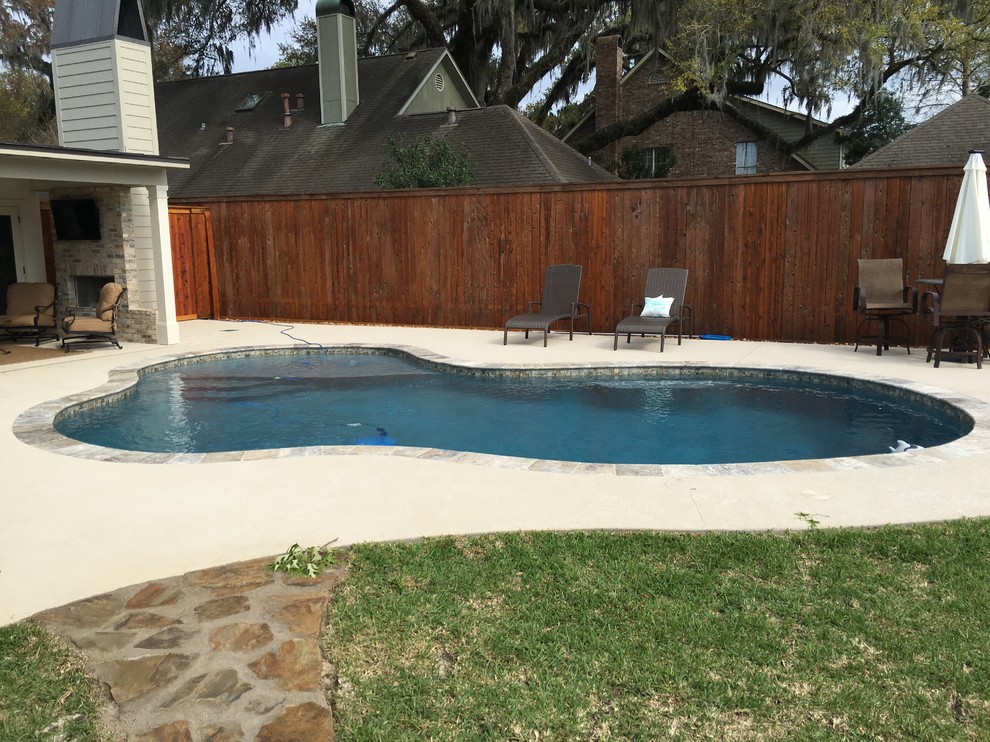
[{"left": 171, "top": 164, "right": 965, "bottom": 344}]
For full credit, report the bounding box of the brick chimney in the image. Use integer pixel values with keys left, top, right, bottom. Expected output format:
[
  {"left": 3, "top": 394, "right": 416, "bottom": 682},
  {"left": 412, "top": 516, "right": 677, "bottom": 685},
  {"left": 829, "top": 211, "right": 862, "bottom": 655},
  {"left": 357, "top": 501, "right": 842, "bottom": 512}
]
[{"left": 595, "top": 35, "right": 623, "bottom": 172}]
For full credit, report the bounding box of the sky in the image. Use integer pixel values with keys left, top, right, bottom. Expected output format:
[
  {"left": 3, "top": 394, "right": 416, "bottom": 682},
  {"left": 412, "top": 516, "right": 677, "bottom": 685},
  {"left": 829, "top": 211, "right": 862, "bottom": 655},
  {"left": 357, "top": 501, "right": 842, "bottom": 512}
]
[
  {"left": 231, "top": 15, "right": 298, "bottom": 73},
  {"left": 228, "top": 12, "right": 917, "bottom": 124}
]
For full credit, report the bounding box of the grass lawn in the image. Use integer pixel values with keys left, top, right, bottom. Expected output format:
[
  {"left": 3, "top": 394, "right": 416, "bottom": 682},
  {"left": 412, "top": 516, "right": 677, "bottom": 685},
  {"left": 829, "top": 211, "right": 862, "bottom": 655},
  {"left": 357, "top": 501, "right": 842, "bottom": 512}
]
[
  {"left": 324, "top": 520, "right": 990, "bottom": 740},
  {"left": 0, "top": 622, "right": 114, "bottom": 740}
]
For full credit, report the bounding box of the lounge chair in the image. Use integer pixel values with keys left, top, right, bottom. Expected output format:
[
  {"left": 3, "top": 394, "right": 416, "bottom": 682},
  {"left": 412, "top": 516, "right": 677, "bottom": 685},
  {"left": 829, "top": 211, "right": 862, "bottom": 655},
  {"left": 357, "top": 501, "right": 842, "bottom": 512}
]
[
  {"left": 614, "top": 268, "right": 690, "bottom": 351},
  {"left": 921, "top": 263, "right": 990, "bottom": 368},
  {"left": 503, "top": 264, "right": 591, "bottom": 346},
  {"left": 61, "top": 282, "right": 126, "bottom": 351},
  {"left": 0, "top": 282, "right": 57, "bottom": 346},
  {"left": 853, "top": 258, "right": 917, "bottom": 355}
]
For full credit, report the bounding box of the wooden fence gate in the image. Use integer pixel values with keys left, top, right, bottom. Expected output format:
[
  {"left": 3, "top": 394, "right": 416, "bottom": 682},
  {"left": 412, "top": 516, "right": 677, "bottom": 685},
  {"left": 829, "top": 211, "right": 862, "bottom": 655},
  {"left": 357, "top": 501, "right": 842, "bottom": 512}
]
[{"left": 169, "top": 206, "right": 217, "bottom": 320}]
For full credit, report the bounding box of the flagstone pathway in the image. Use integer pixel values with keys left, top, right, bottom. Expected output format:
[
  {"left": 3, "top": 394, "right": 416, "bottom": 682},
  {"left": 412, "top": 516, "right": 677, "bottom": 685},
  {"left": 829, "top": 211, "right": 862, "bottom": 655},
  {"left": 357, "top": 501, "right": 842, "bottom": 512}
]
[{"left": 32, "top": 557, "right": 343, "bottom": 741}]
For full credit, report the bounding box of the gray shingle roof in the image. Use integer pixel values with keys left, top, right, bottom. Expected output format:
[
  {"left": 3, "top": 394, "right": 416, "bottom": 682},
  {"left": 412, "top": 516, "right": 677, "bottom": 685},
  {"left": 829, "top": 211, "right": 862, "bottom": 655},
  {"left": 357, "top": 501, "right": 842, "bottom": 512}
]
[
  {"left": 853, "top": 94, "right": 990, "bottom": 169},
  {"left": 156, "top": 51, "right": 612, "bottom": 198}
]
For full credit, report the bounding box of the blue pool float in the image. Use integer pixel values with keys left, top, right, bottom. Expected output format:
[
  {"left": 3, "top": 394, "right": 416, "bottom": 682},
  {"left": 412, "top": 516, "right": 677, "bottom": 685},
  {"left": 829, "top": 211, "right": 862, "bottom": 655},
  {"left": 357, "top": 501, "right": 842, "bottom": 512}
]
[{"left": 356, "top": 427, "right": 396, "bottom": 446}]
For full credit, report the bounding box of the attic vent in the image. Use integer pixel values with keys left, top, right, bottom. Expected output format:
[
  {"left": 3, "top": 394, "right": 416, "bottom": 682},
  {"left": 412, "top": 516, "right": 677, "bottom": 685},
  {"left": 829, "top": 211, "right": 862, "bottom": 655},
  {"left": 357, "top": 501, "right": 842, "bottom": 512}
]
[
  {"left": 235, "top": 92, "right": 269, "bottom": 112},
  {"left": 648, "top": 71, "right": 664, "bottom": 85},
  {"left": 434, "top": 73, "right": 445, "bottom": 92}
]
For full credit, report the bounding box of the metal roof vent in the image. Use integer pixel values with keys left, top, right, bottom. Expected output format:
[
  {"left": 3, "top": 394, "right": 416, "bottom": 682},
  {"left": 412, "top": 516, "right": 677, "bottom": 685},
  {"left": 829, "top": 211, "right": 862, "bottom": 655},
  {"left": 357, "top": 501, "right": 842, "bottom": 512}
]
[{"left": 434, "top": 73, "right": 445, "bottom": 92}]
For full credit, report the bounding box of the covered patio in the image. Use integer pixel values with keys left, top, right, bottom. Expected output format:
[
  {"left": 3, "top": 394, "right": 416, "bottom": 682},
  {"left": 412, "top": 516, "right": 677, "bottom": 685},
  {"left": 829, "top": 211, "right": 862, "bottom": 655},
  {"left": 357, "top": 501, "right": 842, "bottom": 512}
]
[{"left": 0, "top": 141, "right": 188, "bottom": 346}]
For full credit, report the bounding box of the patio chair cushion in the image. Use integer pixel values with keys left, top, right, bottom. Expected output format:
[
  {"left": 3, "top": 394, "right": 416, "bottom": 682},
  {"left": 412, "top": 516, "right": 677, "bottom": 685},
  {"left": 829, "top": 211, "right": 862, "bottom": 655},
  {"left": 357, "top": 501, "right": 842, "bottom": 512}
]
[
  {"left": 642, "top": 295, "right": 674, "bottom": 318},
  {"left": 0, "top": 313, "right": 46, "bottom": 327},
  {"left": 63, "top": 316, "right": 113, "bottom": 333},
  {"left": 96, "top": 283, "right": 124, "bottom": 321},
  {"left": 1, "top": 283, "right": 56, "bottom": 327}
]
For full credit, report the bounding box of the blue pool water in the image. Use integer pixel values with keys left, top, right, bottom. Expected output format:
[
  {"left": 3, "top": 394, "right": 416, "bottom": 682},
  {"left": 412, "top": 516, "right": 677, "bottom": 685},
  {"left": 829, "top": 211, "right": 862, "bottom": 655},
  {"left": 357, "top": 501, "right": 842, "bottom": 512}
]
[{"left": 54, "top": 352, "right": 971, "bottom": 464}]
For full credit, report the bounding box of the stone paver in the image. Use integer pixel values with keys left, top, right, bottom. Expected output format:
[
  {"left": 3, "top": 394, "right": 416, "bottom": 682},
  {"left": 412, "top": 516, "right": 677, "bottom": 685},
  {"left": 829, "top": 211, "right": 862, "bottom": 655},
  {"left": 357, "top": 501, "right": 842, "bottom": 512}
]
[{"left": 32, "top": 557, "right": 342, "bottom": 741}]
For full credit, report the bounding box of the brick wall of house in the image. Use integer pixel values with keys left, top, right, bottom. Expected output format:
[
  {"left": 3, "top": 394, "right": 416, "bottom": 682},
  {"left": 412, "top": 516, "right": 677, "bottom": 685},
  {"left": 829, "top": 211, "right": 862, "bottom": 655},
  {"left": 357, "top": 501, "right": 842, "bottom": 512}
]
[
  {"left": 618, "top": 110, "right": 799, "bottom": 178},
  {"left": 593, "top": 36, "right": 805, "bottom": 178}
]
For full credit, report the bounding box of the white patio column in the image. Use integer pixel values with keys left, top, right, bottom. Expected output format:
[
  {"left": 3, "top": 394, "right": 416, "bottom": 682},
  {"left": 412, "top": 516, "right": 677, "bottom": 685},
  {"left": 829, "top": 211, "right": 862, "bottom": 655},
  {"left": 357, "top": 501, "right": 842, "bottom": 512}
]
[{"left": 148, "top": 181, "right": 180, "bottom": 344}]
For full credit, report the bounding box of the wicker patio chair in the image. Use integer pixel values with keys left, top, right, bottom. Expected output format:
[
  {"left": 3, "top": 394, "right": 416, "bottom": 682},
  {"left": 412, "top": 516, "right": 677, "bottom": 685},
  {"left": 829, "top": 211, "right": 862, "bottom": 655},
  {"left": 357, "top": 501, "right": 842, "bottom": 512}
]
[
  {"left": 853, "top": 258, "right": 917, "bottom": 356},
  {"left": 921, "top": 263, "right": 990, "bottom": 369},
  {"left": 503, "top": 264, "right": 591, "bottom": 346},
  {"left": 61, "top": 282, "right": 126, "bottom": 352},
  {"left": 0, "top": 282, "right": 57, "bottom": 346},
  {"left": 613, "top": 268, "right": 691, "bottom": 352}
]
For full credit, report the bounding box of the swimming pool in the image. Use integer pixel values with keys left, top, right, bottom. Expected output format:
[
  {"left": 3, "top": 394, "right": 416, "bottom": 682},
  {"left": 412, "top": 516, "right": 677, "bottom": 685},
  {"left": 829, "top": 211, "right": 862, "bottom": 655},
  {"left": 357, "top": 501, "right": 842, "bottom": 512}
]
[{"left": 51, "top": 348, "right": 972, "bottom": 466}]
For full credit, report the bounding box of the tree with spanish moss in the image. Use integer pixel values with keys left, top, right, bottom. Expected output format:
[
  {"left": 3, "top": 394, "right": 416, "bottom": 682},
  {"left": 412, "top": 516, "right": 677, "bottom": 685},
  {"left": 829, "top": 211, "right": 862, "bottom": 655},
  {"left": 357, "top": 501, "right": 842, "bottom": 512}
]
[
  {"left": 568, "top": 0, "right": 990, "bottom": 158},
  {"left": 5, "top": 0, "right": 990, "bottom": 162}
]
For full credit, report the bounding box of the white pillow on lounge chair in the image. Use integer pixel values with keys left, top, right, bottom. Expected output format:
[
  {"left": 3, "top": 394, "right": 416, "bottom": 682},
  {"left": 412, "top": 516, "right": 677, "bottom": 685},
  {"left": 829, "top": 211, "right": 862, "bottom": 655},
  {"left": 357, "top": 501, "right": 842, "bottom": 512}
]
[{"left": 641, "top": 295, "right": 674, "bottom": 318}]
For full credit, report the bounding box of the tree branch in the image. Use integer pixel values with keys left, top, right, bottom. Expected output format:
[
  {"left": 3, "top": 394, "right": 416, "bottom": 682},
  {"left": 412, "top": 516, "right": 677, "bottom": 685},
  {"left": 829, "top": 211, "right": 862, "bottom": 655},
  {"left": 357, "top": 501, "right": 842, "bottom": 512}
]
[
  {"left": 501, "top": 24, "right": 589, "bottom": 108},
  {"left": 569, "top": 89, "right": 707, "bottom": 154},
  {"left": 360, "top": 0, "right": 404, "bottom": 56},
  {"left": 396, "top": 0, "right": 448, "bottom": 48}
]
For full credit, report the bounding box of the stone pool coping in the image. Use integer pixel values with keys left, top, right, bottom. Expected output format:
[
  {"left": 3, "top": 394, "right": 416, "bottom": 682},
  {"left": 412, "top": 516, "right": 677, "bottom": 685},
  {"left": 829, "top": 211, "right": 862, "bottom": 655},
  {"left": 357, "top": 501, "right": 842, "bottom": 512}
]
[{"left": 14, "top": 342, "right": 990, "bottom": 477}]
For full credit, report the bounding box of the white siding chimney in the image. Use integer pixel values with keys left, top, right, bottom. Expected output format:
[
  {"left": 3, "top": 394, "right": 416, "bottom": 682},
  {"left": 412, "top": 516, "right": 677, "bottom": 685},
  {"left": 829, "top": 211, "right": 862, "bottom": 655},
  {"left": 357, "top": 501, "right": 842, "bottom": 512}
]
[
  {"left": 51, "top": 0, "right": 159, "bottom": 155},
  {"left": 316, "top": 0, "right": 359, "bottom": 125}
]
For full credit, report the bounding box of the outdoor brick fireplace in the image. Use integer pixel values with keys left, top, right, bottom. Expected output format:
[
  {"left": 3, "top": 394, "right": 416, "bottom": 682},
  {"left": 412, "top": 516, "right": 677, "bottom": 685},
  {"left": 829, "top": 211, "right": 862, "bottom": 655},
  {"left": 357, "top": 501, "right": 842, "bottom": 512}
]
[
  {"left": 73, "top": 275, "right": 115, "bottom": 308},
  {"left": 49, "top": 186, "right": 158, "bottom": 343}
]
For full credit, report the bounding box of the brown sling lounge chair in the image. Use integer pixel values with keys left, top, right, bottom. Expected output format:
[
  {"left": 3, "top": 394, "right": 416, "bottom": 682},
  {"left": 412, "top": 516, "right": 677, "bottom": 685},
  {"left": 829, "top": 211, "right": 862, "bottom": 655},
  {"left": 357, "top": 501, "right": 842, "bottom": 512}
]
[
  {"left": 614, "top": 268, "right": 690, "bottom": 352},
  {"left": 503, "top": 264, "right": 591, "bottom": 346},
  {"left": 853, "top": 258, "right": 917, "bottom": 355},
  {"left": 0, "top": 282, "right": 57, "bottom": 346},
  {"left": 61, "top": 282, "right": 126, "bottom": 351}
]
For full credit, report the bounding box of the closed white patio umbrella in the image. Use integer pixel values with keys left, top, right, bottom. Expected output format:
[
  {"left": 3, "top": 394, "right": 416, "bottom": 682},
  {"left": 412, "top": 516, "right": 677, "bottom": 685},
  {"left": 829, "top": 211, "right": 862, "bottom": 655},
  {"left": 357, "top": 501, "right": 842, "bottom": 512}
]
[{"left": 944, "top": 150, "right": 990, "bottom": 264}]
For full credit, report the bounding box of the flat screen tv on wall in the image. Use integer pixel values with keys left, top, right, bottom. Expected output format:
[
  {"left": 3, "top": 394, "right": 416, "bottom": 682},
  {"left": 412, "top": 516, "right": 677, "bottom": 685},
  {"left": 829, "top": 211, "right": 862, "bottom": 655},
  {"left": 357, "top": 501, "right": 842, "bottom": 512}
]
[{"left": 51, "top": 198, "right": 102, "bottom": 241}]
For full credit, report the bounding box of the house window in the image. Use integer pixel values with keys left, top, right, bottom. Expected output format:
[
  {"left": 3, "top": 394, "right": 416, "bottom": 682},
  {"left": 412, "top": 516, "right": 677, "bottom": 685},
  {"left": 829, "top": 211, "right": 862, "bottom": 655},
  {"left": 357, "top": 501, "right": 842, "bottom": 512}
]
[
  {"left": 736, "top": 141, "right": 757, "bottom": 175},
  {"left": 643, "top": 147, "right": 676, "bottom": 177},
  {"left": 618, "top": 146, "right": 676, "bottom": 179}
]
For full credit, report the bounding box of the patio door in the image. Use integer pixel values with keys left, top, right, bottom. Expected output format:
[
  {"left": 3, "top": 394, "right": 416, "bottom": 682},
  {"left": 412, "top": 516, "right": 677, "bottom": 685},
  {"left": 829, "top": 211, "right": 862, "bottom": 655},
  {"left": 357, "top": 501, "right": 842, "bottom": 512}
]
[{"left": 0, "top": 213, "right": 18, "bottom": 314}]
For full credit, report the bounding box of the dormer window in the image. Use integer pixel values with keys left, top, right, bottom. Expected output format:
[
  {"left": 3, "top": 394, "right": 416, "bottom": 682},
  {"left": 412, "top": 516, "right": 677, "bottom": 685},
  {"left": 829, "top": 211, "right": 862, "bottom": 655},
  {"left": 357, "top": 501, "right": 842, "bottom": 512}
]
[
  {"left": 434, "top": 73, "right": 445, "bottom": 92},
  {"left": 236, "top": 92, "right": 269, "bottom": 112}
]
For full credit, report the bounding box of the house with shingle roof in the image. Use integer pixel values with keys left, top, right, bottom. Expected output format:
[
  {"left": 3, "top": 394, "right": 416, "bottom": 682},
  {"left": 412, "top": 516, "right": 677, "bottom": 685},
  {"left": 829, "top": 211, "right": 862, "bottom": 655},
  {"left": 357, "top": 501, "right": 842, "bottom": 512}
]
[
  {"left": 156, "top": 1, "right": 612, "bottom": 198},
  {"left": 564, "top": 37, "right": 845, "bottom": 178},
  {"left": 6, "top": 0, "right": 610, "bottom": 347},
  {"left": 853, "top": 94, "right": 990, "bottom": 169}
]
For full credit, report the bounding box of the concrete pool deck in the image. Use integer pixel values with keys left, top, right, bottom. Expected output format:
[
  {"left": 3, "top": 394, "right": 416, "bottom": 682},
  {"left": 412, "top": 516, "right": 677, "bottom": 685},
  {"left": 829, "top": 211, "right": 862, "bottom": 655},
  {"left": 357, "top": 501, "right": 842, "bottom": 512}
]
[{"left": 3, "top": 319, "right": 990, "bottom": 625}]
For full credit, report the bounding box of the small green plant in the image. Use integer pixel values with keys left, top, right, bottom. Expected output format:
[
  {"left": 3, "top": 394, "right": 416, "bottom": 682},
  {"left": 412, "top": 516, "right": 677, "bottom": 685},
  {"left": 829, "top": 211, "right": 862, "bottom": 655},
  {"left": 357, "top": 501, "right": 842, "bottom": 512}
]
[
  {"left": 269, "top": 542, "right": 336, "bottom": 577},
  {"left": 795, "top": 511, "right": 822, "bottom": 529}
]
